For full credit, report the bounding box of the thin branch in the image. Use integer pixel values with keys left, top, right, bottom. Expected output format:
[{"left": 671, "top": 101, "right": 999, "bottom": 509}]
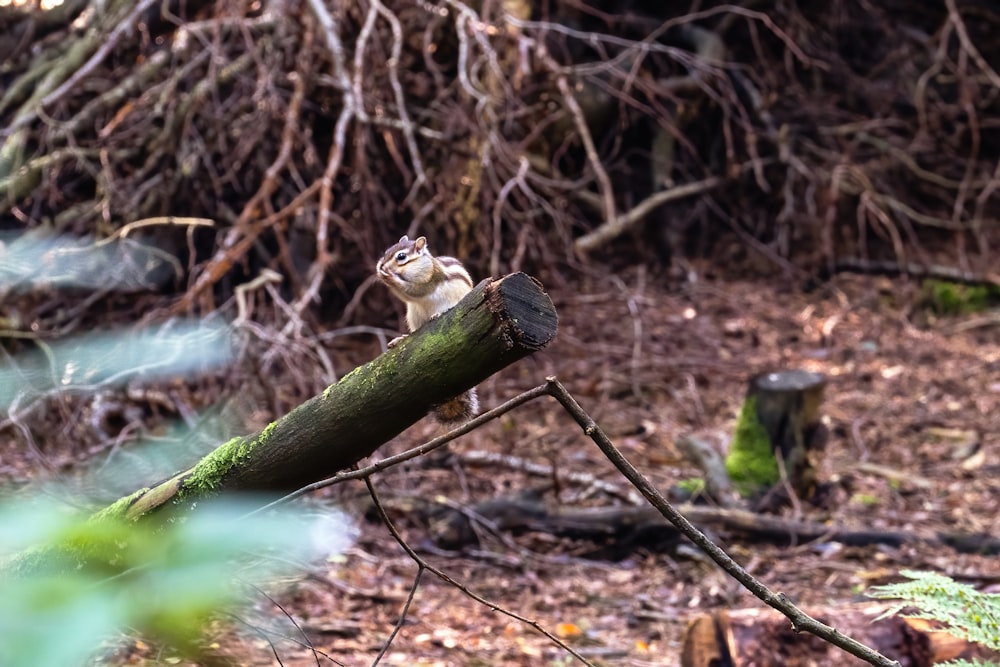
[
  {"left": 307, "top": 0, "right": 352, "bottom": 92},
  {"left": 443, "top": 1, "right": 496, "bottom": 106},
  {"left": 364, "top": 476, "right": 598, "bottom": 667},
  {"left": 543, "top": 377, "right": 902, "bottom": 667},
  {"left": 575, "top": 176, "right": 722, "bottom": 251},
  {"left": 291, "top": 0, "right": 360, "bottom": 321},
  {"left": 245, "top": 581, "right": 324, "bottom": 667},
  {"left": 44, "top": 0, "right": 161, "bottom": 110},
  {"left": 350, "top": 0, "right": 378, "bottom": 124},
  {"left": 491, "top": 156, "right": 529, "bottom": 277},
  {"left": 370, "top": 556, "right": 422, "bottom": 666},
  {"left": 173, "top": 26, "right": 309, "bottom": 313},
  {"left": 256, "top": 375, "right": 899, "bottom": 665},
  {"left": 944, "top": 0, "right": 1000, "bottom": 90},
  {"left": 225, "top": 608, "right": 345, "bottom": 666},
  {"left": 507, "top": 5, "right": 817, "bottom": 70},
  {"left": 372, "top": 0, "right": 427, "bottom": 189},
  {"left": 553, "top": 73, "right": 617, "bottom": 229},
  {"left": 93, "top": 216, "right": 215, "bottom": 247}
]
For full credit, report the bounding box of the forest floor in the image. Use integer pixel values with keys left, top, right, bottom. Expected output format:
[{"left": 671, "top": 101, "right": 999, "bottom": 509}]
[{"left": 8, "top": 266, "right": 1000, "bottom": 666}]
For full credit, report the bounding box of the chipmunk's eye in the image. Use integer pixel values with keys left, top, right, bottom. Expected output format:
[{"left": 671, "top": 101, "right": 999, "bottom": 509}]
[{"left": 395, "top": 251, "right": 407, "bottom": 262}]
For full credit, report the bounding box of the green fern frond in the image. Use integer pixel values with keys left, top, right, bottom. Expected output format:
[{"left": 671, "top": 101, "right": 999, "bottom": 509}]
[{"left": 868, "top": 570, "right": 1000, "bottom": 653}]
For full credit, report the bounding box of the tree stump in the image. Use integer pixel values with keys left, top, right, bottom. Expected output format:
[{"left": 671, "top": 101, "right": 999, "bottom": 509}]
[{"left": 725, "top": 370, "right": 827, "bottom": 502}]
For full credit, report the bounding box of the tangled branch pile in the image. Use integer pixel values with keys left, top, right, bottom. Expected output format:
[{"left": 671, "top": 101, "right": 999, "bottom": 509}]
[{"left": 2, "top": 0, "right": 999, "bottom": 327}]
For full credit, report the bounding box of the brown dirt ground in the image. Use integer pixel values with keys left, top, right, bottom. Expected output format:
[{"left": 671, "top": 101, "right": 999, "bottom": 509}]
[{"left": 10, "top": 266, "right": 1000, "bottom": 666}]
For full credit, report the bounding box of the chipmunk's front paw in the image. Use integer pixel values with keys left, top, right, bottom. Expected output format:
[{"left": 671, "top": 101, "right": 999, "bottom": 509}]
[{"left": 387, "top": 335, "right": 407, "bottom": 349}]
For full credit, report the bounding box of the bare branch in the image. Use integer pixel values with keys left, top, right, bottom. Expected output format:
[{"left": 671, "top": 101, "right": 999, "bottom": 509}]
[
  {"left": 544, "top": 377, "right": 902, "bottom": 667},
  {"left": 365, "top": 476, "right": 599, "bottom": 667},
  {"left": 575, "top": 176, "right": 722, "bottom": 252}
]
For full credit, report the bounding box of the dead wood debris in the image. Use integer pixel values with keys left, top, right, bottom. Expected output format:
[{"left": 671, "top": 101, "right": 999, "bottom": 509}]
[{"left": 2, "top": 2, "right": 999, "bottom": 328}]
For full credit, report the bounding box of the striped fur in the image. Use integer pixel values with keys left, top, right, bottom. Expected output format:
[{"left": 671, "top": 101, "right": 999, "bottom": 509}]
[
  {"left": 376, "top": 235, "right": 474, "bottom": 331},
  {"left": 376, "top": 235, "right": 479, "bottom": 423}
]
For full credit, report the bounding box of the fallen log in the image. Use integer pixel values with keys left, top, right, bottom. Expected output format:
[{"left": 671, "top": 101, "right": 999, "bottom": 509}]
[
  {"left": 109, "top": 272, "right": 557, "bottom": 520},
  {"left": 426, "top": 495, "right": 1000, "bottom": 556}
]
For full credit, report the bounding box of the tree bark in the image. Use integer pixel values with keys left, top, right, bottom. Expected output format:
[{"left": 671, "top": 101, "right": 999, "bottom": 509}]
[{"left": 114, "top": 272, "right": 557, "bottom": 520}]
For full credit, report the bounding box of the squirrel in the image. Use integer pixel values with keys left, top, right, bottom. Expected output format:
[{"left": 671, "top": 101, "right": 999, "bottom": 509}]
[{"left": 376, "top": 235, "right": 479, "bottom": 423}]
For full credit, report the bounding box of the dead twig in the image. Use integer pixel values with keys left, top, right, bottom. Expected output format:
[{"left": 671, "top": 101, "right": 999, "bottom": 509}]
[
  {"left": 552, "top": 73, "right": 617, "bottom": 229},
  {"left": 544, "top": 377, "right": 901, "bottom": 667},
  {"left": 290, "top": 1, "right": 358, "bottom": 322},
  {"left": 575, "top": 176, "right": 721, "bottom": 251},
  {"left": 365, "top": 476, "right": 598, "bottom": 667},
  {"left": 370, "top": 553, "right": 422, "bottom": 666},
  {"left": 262, "top": 376, "right": 900, "bottom": 666},
  {"left": 251, "top": 384, "right": 551, "bottom": 514},
  {"left": 174, "top": 19, "right": 311, "bottom": 314},
  {"left": 458, "top": 449, "right": 639, "bottom": 503}
]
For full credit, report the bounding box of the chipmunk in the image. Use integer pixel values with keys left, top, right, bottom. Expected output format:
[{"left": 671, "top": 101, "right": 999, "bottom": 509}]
[{"left": 376, "top": 235, "right": 479, "bottom": 423}]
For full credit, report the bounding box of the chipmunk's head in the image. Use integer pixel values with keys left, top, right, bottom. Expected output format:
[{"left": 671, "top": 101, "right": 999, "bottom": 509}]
[{"left": 376, "top": 235, "right": 433, "bottom": 295}]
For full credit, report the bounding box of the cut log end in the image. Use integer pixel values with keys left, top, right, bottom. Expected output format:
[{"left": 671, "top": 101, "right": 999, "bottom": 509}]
[
  {"left": 489, "top": 272, "right": 558, "bottom": 351},
  {"left": 751, "top": 369, "right": 826, "bottom": 394}
]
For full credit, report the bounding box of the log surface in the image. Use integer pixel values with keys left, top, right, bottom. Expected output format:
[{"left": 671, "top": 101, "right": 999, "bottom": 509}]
[{"left": 121, "top": 272, "right": 557, "bottom": 518}]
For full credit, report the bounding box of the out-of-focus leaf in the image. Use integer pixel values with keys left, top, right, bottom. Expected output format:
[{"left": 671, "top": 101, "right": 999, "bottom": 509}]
[
  {"left": 0, "top": 320, "right": 233, "bottom": 410},
  {"left": 0, "top": 231, "right": 172, "bottom": 292},
  {"left": 0, "top": 574, "right": 120, "bottom": 667},
  {"left": 0, "top": 496, "right": 354, "bottom": 667}
]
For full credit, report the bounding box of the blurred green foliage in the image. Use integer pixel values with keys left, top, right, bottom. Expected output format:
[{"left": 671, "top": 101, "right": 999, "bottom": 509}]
[
  {"left": 0, "top": 497, "right": 326, "bottom": 666},
  {"left": 869, "top": 570, "right": 1000, "bottom": 667},
  {"left": 0, "top": 233, "right": 338, "bottom": 665},
  {"left": 922, "top": 280, "right": 1000, "bottom": 316},
  {"left": 0, "top": 320, "right": 233, "bottom": 411}
]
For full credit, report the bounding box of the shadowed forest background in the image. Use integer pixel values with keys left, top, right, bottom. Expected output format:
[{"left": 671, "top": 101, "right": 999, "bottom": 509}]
[{"left": 1, "top": 0, "right": 999, "bottom": 665}]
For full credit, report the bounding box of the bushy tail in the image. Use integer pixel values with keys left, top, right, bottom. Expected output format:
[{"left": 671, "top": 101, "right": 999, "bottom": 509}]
[{"left": 433, "top": 388, "right": 479, "bottom": 424}]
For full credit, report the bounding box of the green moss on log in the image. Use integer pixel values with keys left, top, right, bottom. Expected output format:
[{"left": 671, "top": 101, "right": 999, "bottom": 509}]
[
  {"left": 90, "top": 487, "right": 150, "bottom": 523},
  {"left": 178, "top": 428, "right": 271, "bottom": 499},
  {"left": 725, "top": 396, "right": 779, "bottom": 495},
  {"left": 923, "top": 279, "right": 1000, "bottom": 315}
]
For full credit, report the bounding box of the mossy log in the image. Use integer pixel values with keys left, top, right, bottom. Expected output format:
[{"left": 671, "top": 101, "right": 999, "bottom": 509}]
[
  {"left": 108, "top": 272, "right": 557, "bottom": 520},
  {"left": 725, "top": 370, "right": 827, "bottom": 501}
]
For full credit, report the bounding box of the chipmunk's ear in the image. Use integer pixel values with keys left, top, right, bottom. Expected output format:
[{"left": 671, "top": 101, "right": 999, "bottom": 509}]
[
  {"left": 414, "top": 236, "right": 428, "bottom": 252},
  {"left": 398, "top": 235, "right": 409, "bottom": 244}
]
